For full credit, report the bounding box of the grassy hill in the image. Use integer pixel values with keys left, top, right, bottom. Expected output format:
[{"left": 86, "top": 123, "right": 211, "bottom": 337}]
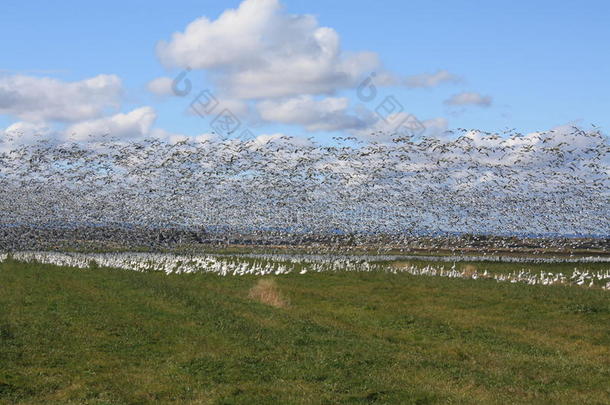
[{"left": 1, "top": 259, "right": 609, "bottom": 404}]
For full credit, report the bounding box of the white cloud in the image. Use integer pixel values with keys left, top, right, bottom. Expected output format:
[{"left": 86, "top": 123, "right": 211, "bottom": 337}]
[
  {"left": 147, "top": 77, "right": 175, "bottom": 96},
  {"left": 64, "top": 107, "right": 157, "bottom": 141},
  {"left": 149, "top": 128, "right": 219, "bottom": 144},
  {"left": 0, "top": 121, "right": 54, "bottom": 150},
  {"left": 4, "top": 121, "right": 52, "bottom": 138},
  {"left": 257, "top": 96, "right": 366, "bottom": 131},
  {"left": 404, "top": 70, "right": 461, "bottom": 88},
  {"left": 156, "top": 0, "right": 380, "bottom": 99},
  {"left": 154, "top": 0, "right": 473, "bottom": 134},
  {"left": 421, "top": 117, "right": 449, "bottom": 137},
  {"left": 0, "top": 74, "right": 122, "bottom": 122},
  {"left": 444, "top": 92, "right": 492, "bottom": 107},
  {"left": 351, "top": 112, "right": 448, "bottom": 141}
]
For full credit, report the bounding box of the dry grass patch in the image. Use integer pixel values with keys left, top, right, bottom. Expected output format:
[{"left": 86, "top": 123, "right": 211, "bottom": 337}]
[
  {"left": 461, "top": 264, "right": 478, "bottom": 277},
  {"left": 248, "top": 279, "right": 289, "bottom": 308},
  {"left": 391, "top": 261, "right": 412, "bottom": 269}
]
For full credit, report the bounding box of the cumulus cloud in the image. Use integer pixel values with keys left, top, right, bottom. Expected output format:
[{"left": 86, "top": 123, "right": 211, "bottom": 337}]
[
  {"left": 0, "top": 121, "right": 54, "bottom": 150},
  {"left": 156, "top": 0, "right": 380, "bottom": 99},
  {"left": 64, "top": 107, "right": 157, "bottom": 141},
  {"left": 147, "top": 76, "right": 175, "bottom": 96},
  {"left": 404, "top": 70, "right": 461, "bottom": 88},
  {"left": 257, "top": 96, "right": 366, "bottom": 131},
  {"left": 3, "top": 121, "right": 51, "bottom": 138},
  {"left": 153, "top": 0, "right": 477, "bottom": 135},
  {"left": 0, "top": 74, "right": 122, "bottom": 122},
  {"left": 149, "top": 128, "right": 219, "bottom": 144},
  {"left": 351, "top": 111, "right": 448, "bottom": 141},
  {"left": 421, "top": 117, "right": 449, "bottom": 137},
  {"left": 444, "top": 92, "right": 492, "bottom": 107}
]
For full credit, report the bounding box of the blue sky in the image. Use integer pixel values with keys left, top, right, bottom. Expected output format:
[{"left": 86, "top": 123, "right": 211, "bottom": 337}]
[{"left": 1, "top": 0, "right": 609, "bottom": 141}]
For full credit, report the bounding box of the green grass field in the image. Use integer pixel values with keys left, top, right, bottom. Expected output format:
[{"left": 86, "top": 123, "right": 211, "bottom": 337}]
[{"left": 1, "top": 259, "right": 609, "bottom": 404}]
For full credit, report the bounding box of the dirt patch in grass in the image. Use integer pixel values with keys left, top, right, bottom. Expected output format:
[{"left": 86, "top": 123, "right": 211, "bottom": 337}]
[
  {"left": 248, "top": 279, "right": 289, "bottom": 308},
  {"left": 391, "top": 261, "right": 413, "bottom": 269},
  {"left": 461, "top": 264, "right": 478, "bottom": 277}
]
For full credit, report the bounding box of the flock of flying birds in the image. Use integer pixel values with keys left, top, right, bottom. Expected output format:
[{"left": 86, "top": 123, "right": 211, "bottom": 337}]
[{"left": 0, "top": 126, "right": 608, "bottom": 252}]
